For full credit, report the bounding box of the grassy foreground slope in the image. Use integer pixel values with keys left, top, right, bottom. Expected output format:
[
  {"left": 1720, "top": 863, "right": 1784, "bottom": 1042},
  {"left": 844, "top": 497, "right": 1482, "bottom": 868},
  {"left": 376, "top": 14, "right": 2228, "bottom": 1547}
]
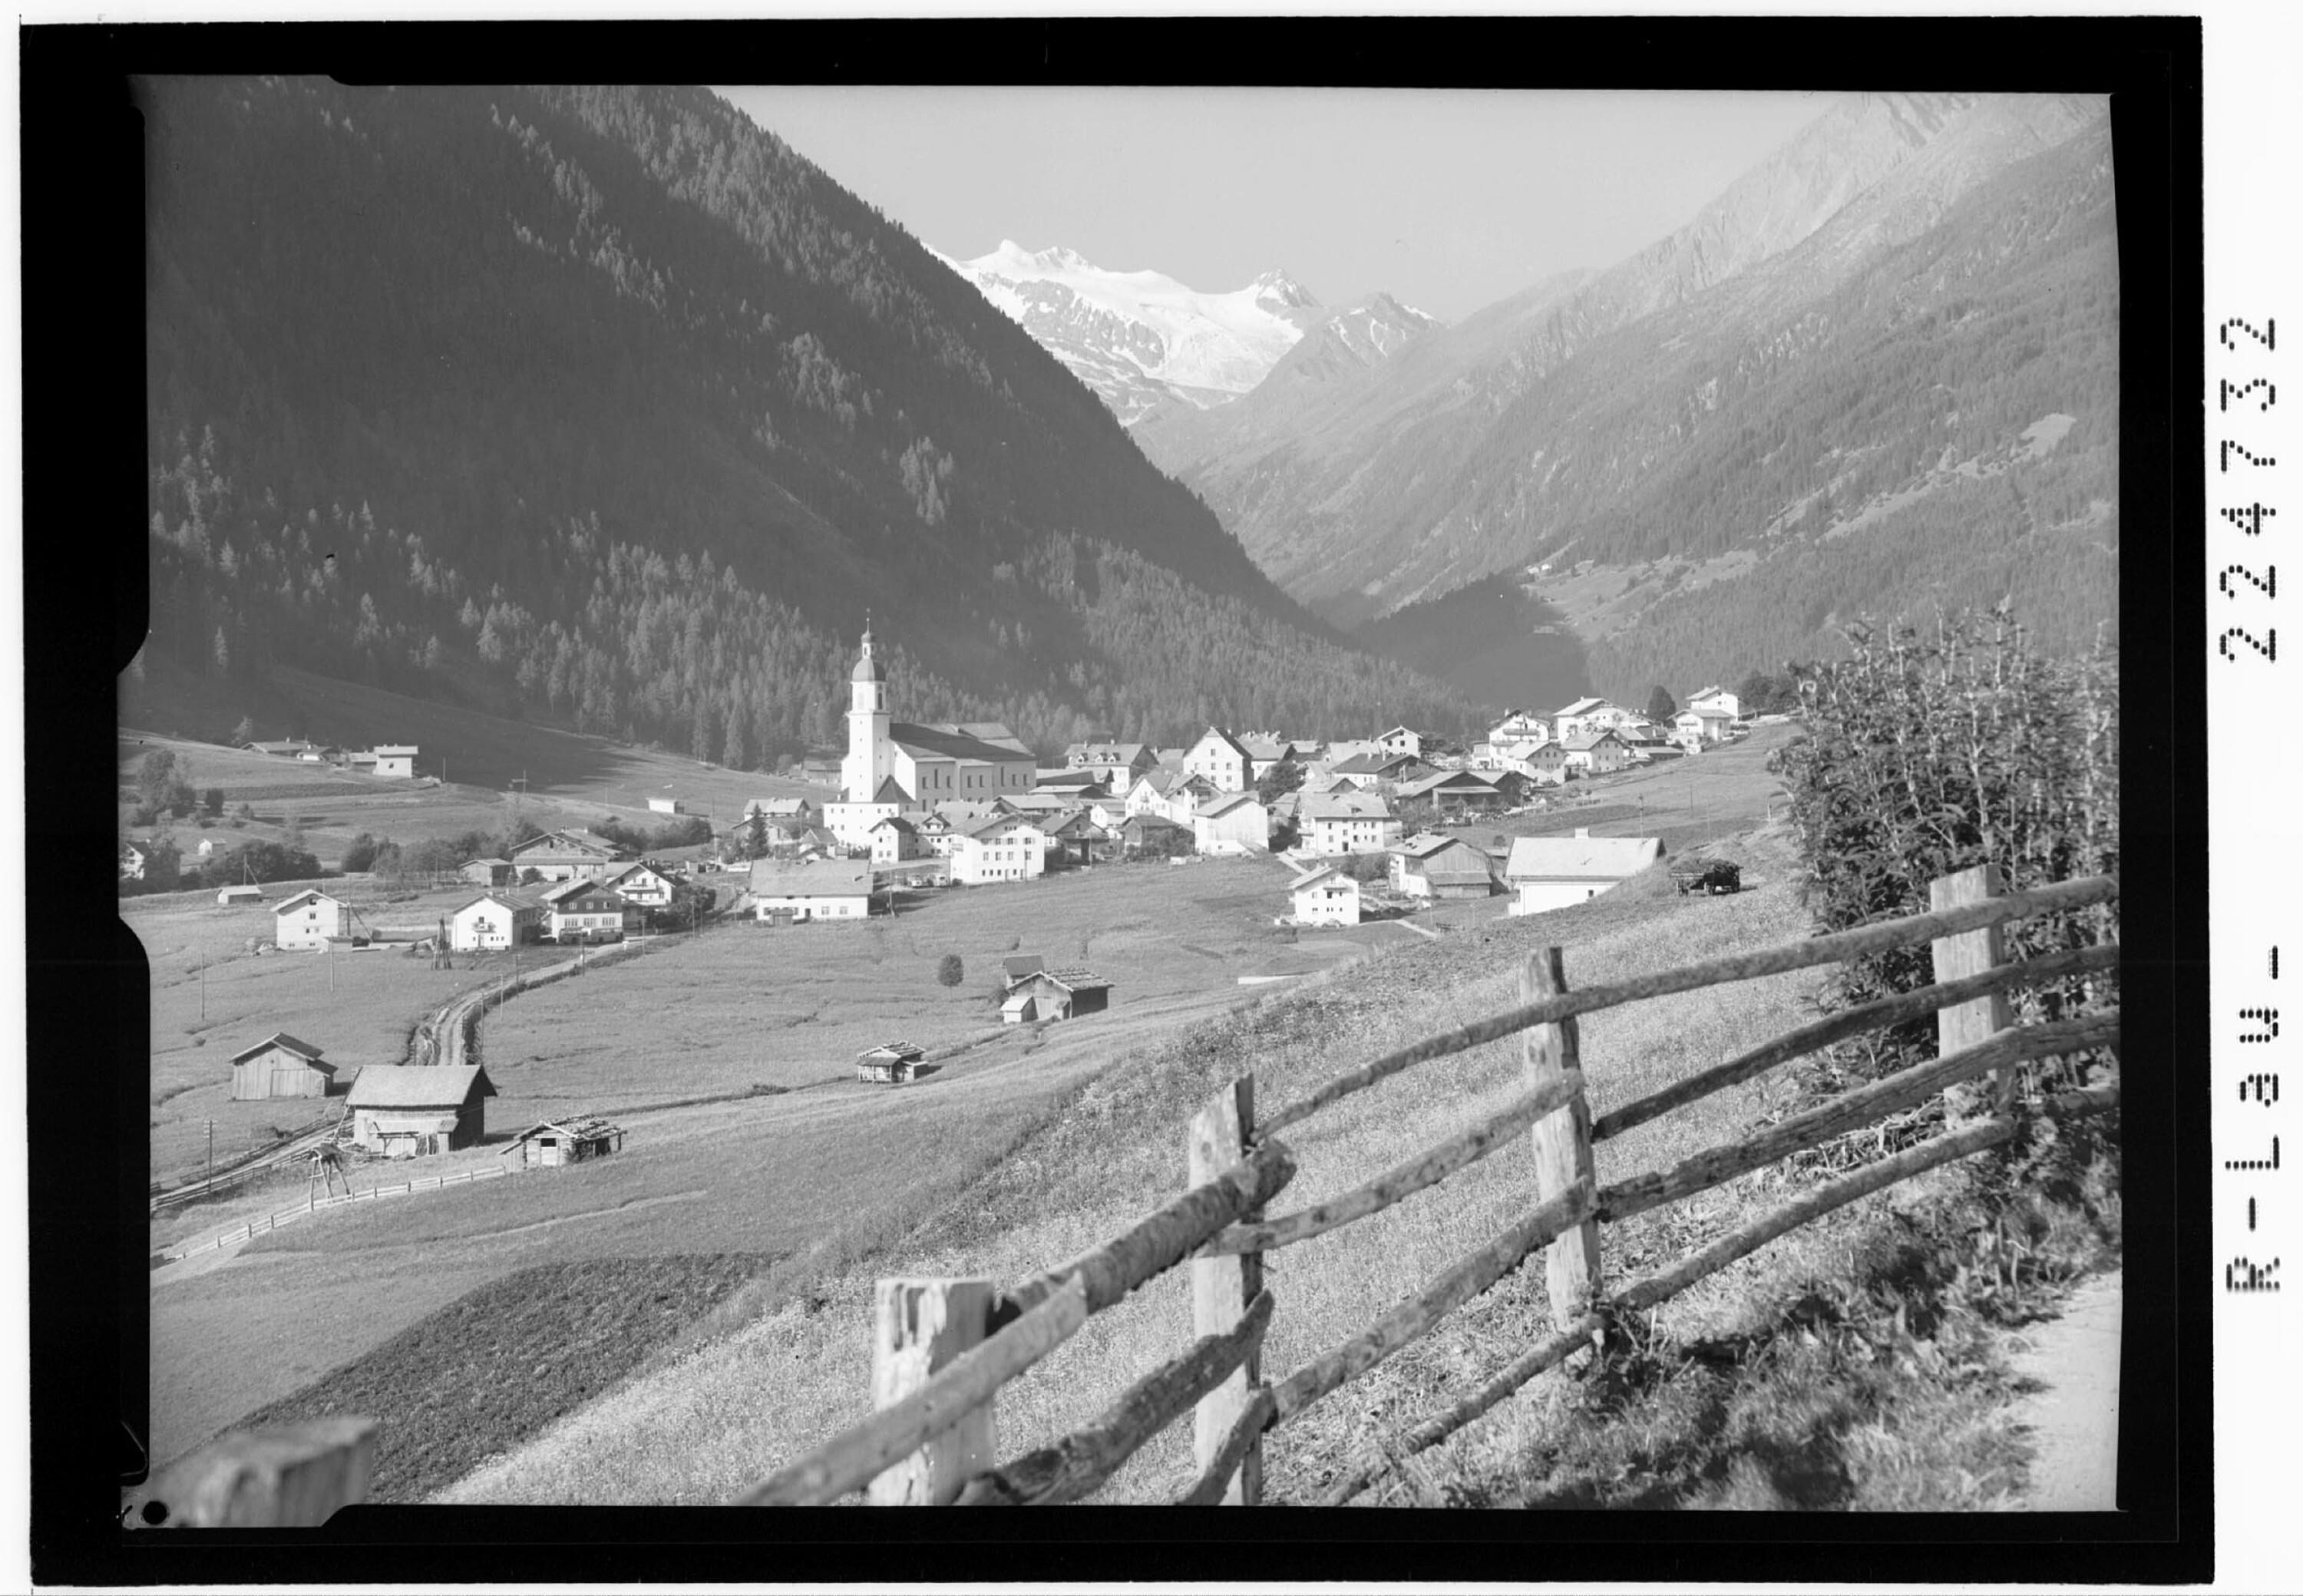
[{"left": 443, "top": 828, "right": 1848, "bottom": 1505}]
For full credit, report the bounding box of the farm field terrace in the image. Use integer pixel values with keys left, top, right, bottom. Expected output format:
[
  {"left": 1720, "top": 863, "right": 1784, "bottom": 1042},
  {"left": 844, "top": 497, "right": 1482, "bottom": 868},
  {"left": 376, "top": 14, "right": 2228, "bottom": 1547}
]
[
  {"left": 145, "top": 856, "right": 1360, "bottom": 1476},
  {"left": 126, "top": 881, "right": 571, "bottom": 1185}
]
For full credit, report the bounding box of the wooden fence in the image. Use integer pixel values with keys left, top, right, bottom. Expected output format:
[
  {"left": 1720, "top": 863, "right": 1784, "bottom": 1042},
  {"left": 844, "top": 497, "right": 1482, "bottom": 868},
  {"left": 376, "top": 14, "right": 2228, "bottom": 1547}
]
[
  {"left": 157, "top": 1162, "right": 516, "bottom": 1262},
  {"left": 735, "top": 865, "right": 2120, "bottom": 1508}
]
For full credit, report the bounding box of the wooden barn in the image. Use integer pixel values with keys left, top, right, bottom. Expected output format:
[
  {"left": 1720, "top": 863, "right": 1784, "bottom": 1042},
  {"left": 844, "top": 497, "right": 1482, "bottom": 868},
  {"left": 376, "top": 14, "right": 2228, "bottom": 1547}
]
[
  {"left": 229, "top": 1033, "right": 336, "bottom": 1101},
  {"left": 1001, "top": 967, "right": 1112, "bottom": 1024},
  {"left": 504, "top": 1115, "right": 624, "bottom": 1168},
  {"left": 216, "top": 884, "right": 264, "bottom": 907},
  {"left": 343, "top": 1065, "right": 496, "bottom": 1158},
  {"left": 854, "top": 1041, "right": 930, "bottom": 1085}
]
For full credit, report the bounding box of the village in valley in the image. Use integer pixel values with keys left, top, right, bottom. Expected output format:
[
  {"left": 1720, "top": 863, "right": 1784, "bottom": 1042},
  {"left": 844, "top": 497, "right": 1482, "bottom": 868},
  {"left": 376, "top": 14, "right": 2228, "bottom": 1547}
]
[{"left": 130, "top": 623, "right": 1776, "bottom": 1181}]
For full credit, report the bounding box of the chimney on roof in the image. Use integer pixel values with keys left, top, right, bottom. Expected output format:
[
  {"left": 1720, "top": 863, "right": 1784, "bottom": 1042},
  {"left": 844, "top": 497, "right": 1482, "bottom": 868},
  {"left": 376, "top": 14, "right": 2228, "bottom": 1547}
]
[{"left": 1575, "top": 827, "right": 1590, "bottom": 839}]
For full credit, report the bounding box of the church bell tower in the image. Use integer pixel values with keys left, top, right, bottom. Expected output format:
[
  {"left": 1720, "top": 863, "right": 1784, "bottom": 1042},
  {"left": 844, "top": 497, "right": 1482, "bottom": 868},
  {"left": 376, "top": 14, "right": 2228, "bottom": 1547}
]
[{"left": 841, "top": 620, "right": 892, "bottom": 802}]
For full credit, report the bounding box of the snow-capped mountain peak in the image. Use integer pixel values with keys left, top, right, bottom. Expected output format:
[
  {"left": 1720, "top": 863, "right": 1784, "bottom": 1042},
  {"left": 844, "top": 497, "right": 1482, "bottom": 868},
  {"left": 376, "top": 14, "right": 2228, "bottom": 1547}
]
[{"left": 930, "top": 241, "right": 1331, "bottom": 425}]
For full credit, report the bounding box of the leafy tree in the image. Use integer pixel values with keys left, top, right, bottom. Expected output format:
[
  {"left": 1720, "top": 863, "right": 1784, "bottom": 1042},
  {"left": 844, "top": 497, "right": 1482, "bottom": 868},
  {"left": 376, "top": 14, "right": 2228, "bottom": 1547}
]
[
  {"left": 199, "top": 839, "right": 321, "bottom": 887},
  {"left": 201, "top": 786, "right": 225, "bottom": 817},
  {"left": 520, "top": 866, "right": 544, "bottom": 884},
  {"left": 937, "top": 953, "right": 964, "bottom": 988},
  {"left": 232, "top": 715, "right": 256, "bottom": 745},
  {"left": 137, "top": 751, "right": 198, "bottom": 820},
  {"left": 1644, "top": 686, "right": 1677, "bottom": 722},
  {"left": 340, "top": 832, "right": 385, "bottom": 872},
  {"left": 1254, "top": 757, "right": 1307, "bottom": 805}
]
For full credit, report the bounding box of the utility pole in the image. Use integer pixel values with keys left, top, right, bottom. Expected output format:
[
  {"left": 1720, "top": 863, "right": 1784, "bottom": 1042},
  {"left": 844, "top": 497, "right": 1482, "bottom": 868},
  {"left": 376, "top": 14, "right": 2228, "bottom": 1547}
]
[{"left": 206, "top": 1119, "right": 215, "bottom": 1192}]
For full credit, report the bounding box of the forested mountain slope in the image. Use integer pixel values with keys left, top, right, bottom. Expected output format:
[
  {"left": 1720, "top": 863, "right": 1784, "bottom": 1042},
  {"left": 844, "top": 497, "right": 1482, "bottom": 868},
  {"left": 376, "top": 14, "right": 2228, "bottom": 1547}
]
[{"left": 141, "top": 78, "right": 1471, "bottom": 758}]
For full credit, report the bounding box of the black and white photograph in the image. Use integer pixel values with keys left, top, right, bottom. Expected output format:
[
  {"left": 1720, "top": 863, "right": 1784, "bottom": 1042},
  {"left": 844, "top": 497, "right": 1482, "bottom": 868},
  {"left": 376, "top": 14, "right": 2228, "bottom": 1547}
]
[{"left": 16, "top": 12, "right": 2214, "bottom": 1587}]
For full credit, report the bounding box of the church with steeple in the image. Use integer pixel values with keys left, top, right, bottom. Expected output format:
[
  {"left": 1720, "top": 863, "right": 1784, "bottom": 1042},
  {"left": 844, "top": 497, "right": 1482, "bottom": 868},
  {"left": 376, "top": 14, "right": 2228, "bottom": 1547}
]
[{"left": 822, "top": 620, "right": 1037, "bottom": 848}]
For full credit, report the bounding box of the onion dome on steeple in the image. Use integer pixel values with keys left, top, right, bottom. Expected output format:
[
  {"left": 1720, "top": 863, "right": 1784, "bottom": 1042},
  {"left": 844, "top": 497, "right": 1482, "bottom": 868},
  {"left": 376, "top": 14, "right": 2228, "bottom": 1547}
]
[{"left": 851, "top": 616, "right": 886, "bottom": 684}]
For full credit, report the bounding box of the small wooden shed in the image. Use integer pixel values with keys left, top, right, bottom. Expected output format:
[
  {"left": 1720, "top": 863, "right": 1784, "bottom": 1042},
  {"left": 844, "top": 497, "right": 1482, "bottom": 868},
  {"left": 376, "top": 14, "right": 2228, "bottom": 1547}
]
[
  {"left": 1002, "top": 967, "right": 1112, "bottom": 1024},
  {"left": 503, "top": 1115, "right": 625, "bottom": 1168},
  {"left": 216, "top": 884, "right": 265, "bottom": 907},
  {"left": 230, "top": 1033, "right": 336, "bottom": 1101},
  {"left": 854, "top": 1041, "right": 930, "bottom": 1085}
]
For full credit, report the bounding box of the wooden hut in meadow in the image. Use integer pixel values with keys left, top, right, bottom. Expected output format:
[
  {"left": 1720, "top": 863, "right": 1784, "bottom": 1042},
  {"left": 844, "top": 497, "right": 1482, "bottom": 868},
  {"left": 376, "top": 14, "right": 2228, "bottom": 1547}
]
[
  {"left": 1001, "top": 967, "right": 1112, "bottom": 1025},
  {"left": 854, "top": 1041, "right": 930, "bottom": 1085},
  {"left": 229, "top": 1033, "right": 336, "bottom": 1101},
  {"left": 503, "top": 1115, "right": 624, "bottom": 1168},
  {"left": 343, "top": 1065, "right": 496, "bottom": 1158}
]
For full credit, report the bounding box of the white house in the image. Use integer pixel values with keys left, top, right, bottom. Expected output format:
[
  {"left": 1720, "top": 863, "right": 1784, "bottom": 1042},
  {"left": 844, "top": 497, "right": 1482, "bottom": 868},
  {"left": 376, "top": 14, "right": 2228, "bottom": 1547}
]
[
  {"left": 749, "top": 857, "right": 874, "bottom": 921},
  {"left": 1505, "top": 831, "right": 1664, "bottom": 915},
  {"left": 1289, "top": 865, "right": 1361, "bottom": 927},
  {"left": 449, "top": 889, "right": 543, "bottom": 950},
  {"left": 1193, "top": 791, "right": 1270, "bottom": 855},
  {"left": 1297, "top": 791, "right": 1396, "bottom": 855},
  {"left": 272, "top": 888, "right": 355, "bottom": 950},
  {"left": 1685, "top": 686, "right": 1741, "bottom": 719},
  {"left": 1489, "top": 711, "right": 1552, "bottom": 747},
  {"left": 1562, "top": 730, "right": 1633, "bottom": 775},
  {"left": 870, "top": 815, "right": 924, "bottom": 864},
  {"left": 1376, "top": 725, "right": 1424, "bottom": 759},
  {"left": 120, "top": 841, "right": 147, "bottom": 881},
  {"left": 1389, "top": 834, "right": 1501, "bottom": 900},
  {"left": 372, "top": 745, "right": 419, "bottom": 779},
  {"left": 948, "top": 814, "right": 1047, "bottom": 885},
  {"left": 1181, "top": 727, "right": 1254, "bottom": 794},
  {"left": 596, "top": 860, "right": 679, "bottom": 910},
  {"left": 1674, "top": 707, "right": 1737, "bottom": 745}
]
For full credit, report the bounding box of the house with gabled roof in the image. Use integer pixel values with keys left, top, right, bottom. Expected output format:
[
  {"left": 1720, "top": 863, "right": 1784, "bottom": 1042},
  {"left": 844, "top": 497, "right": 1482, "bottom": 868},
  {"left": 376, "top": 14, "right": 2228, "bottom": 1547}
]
[
  {"left": 1685, "top": 686, "right": 1741, "bottom": 719},
  {"left": 504, "top": 1114, "right": 626, "bottom": 1166},
  {"left": 1193, "top": 791, "right": 1270, "bottom": 855},
  {"left": 1389, "top": 833, "right": 1502, "bottom": 900},
  {"left": 1394, "top": 769, "right": 1510, "bottom": 813},
  {"left": 749, "top": 857, "right": 874, "bottom": 921},
  {"left": 1288, "top": 864, "right": 1361, "bottom": 927},
  {"left": 1071, "top": 741, "right": 1155, "bottom": 791},
  {"left": 509, "top": 828, "right": 629, "bottom": 882},
  {"left": 597, "top": 860, "right": 679, "bottom": 909},
  {"left": 1182, "top": 727, "right": 1254, "bottom": 794},
  {"left": 1563, "top": 729, "right": 1633, "bottom": 775},
  {"left": 1297, "top": 791, "right": 1396, "bottom": 855},
  {"left": 1505, "top": 831, "right": 1664, "bottom": 914},
  {"left": 869, "top": 815, "right": 924, "bottom": 864},
  {"left": 540, "top": 877, "right": 633, "bottom": 943},
  {"left": 273, "top": 888, "right": 358, "bottom": 951},
  {"left": 1376, "top": 725, "right": 1424, "bottom": 759},
  {"left": 345, "top": 1064, "right": 495, "bottom": 1157},
  {"left": 947, "top": 813, "right": 1046, "bottom": 885},
  {"left": 450, "top": 888, "right": 544, "bottom": 950},
  {"left": 1329, "top": 749, "right": 1427, "bottom": 785}
]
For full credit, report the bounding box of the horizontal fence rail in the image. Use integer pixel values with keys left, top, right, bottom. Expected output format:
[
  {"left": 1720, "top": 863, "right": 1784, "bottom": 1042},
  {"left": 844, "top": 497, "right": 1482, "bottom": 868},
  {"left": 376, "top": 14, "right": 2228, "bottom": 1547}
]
[
  {"left": 734, "top": 867, "right": 2120, "bottom": 1510},
  {"left": 160, "top": 1163, "right": 514, "bottom": 1261},
  {"left": 1257, "top": 873, "right": 2116, "bottom": 1136}
]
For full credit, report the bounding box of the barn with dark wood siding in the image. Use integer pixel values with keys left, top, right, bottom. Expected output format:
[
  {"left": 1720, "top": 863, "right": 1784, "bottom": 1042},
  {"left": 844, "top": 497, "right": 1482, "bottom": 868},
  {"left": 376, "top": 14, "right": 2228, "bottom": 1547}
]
[{"left": 229, "top": 1033, "right": 337, "bottom": 1101}]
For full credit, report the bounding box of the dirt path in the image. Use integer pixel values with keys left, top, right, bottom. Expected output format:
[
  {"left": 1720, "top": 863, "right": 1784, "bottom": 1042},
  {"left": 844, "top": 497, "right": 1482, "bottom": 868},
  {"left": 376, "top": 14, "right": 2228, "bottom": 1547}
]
[{"left": 2009, "top": 1269, "right": 2121, "bottom": 1510}]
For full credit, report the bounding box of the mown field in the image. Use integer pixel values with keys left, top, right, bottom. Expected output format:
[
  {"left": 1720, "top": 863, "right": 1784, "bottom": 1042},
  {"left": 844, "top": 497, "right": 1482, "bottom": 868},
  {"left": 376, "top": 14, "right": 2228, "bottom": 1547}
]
[
  {"left": 147, "top": 857, "right": 1383, "bottom": 1475},
  {"left": 126, "top": 881, "right": 563, "bottom": 1184}
]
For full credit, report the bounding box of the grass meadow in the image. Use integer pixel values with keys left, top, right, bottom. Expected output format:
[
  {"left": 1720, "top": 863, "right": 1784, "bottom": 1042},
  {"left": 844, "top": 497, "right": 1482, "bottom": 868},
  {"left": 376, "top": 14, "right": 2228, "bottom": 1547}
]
[
  {"left": 147, "top": 857, "right": 1337, "bottom": 1477},
  {"left": 125, "top": 881, "right": 562, "bottom": 1184},
  {"left": 439, "top": 831, "right": 1872, "bottom": 1505}
]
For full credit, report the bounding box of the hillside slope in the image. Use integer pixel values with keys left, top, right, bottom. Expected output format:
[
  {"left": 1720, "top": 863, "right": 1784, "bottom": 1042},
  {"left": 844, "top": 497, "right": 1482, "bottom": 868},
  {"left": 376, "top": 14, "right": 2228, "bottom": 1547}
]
[
  {"left": 140, "top": 78, "right": 1470, "bottom": 757},
  {"left": 1136, "top": 92, "right": 2115, "bottom": 704}
]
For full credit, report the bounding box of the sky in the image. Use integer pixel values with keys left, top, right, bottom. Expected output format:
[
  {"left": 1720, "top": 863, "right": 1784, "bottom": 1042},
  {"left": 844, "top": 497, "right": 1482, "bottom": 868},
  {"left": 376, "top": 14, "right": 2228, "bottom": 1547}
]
[{"left": 713, "top": 86, "right": 1832, "bottom": 324}]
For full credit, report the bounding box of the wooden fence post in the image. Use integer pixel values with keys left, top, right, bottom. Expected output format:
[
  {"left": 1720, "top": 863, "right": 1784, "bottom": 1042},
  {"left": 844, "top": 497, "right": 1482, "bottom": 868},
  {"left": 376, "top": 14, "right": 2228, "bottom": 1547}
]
[
  {"left": 1190, "top": 1076, "right": 1263, "bottom": 1505},
  {"left": 1524, "top": 949, "right": 1601, "bottom": 1333},
  {"left": 867, "top": 1277, "right": 996, "bottom": 1504},
  {"left": 127, "top": 1416, "right": 377, "bottom": 1528},
  {"left": 1931, "top": 865, "right": 2016, "bottom": 1115}
]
